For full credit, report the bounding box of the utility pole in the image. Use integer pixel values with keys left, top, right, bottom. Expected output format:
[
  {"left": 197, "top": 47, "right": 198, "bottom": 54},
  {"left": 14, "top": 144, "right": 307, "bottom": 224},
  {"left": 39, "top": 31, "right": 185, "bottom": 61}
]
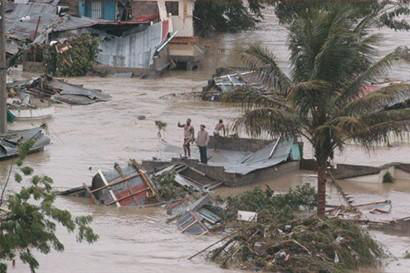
[{"left": 0, "top": 0, "right": 6, "bottom": 134}]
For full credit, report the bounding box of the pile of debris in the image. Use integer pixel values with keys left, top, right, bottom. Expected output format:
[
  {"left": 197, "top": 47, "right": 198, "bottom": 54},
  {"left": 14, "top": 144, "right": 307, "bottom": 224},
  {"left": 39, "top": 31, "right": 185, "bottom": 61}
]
[
  {"left": 166, "top": 194, "right": 224, "bottom": 236},
  {"left": 8, "top": 75, "right": 111, "bottom": 105},
  {"left": 201, "top": 67, "right": 266, "bottom": 101},
  {"left": 195, "top": 186, "right": 384, "bottom": 273}
]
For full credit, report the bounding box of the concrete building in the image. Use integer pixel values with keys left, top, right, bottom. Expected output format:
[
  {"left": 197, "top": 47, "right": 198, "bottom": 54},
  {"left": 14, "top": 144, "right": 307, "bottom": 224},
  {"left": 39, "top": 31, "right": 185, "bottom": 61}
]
[{"left": 132, "top": 0, "right": 201, "bottom": 69}]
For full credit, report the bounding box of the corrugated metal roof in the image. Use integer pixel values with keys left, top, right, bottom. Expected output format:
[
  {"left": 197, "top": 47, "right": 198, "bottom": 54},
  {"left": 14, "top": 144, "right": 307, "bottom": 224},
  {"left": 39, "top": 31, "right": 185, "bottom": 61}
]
[
  {"left": 5, "top": 3, "right": 102, "bottom": 42},
  {"left": 6, "top": 3, "right": 57, "bottom": 41},
  {"left": 97, "top": 21, "right": 163, "bottom": 68},
  {"left": 208, "top": 137, "right": 294, "bottom": 175}
]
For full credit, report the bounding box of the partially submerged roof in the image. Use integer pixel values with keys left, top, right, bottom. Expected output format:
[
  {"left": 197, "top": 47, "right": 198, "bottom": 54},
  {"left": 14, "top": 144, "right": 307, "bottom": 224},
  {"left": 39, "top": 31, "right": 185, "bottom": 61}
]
[
  {"left": 208, "top": 136, "right": 297, "bottom": 175},
  {"left": 0, "top": 127, "right": 50, "bottom": 160},
  {"left": 9, "top": 76, "right": 112, "bottom": 105}
]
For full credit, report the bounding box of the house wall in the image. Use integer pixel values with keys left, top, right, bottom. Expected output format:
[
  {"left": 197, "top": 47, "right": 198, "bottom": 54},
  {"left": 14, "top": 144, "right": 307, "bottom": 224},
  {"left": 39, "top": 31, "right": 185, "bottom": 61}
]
[
  {"left": 208, "top": 136, "right": 273, "bottom": 152},
  {"left": 346, "top": 173, "right": 382, "bottom": 184},
  {"left": 132, "top": 0, "right": 194, "bottom": 36},
  {"left": 132, "top": 0, "right": 160, "bottom": 20},
  {"left": 393, "top": 168, "right": 410, "bottom": 180},
  {"left": 167, "top": 0, "right": 194, "bottom": 37}
]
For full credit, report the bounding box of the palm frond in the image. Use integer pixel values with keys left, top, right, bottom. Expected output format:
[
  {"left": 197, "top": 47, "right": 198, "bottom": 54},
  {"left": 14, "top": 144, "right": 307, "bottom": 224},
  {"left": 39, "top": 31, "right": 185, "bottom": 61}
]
[
  {"left": 222, "top": 87, "right": 290, "bottom": 110},
  {"left": 287, "top": 80, "right": 335, "bottom": 116},
  {"left": 310, "top": 7, "right": 357, "bottom": 81},
  {"left": 242, "top": 45, "right": 291, "bottom": 94},
  {"left": 353, "top": 5, "right": 380, "bottom": 34},
  {"left": 343, "top": 108, "right": 410, "bottom": 146},
  {"left": 342, "top": 83, "right": 410, "bottom": 115},
  {"left": 233, "top": 107, "right": 301, "bottom": 139},
  {"left": 340, "top": 48, "right": 403, "bottom": 103}
]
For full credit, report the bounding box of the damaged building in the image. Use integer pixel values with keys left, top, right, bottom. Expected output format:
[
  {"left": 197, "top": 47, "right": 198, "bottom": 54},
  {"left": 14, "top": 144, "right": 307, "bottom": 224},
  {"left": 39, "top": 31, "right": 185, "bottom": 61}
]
[{"left": 6, "top": 0, "right": 200, "bottom": 73}]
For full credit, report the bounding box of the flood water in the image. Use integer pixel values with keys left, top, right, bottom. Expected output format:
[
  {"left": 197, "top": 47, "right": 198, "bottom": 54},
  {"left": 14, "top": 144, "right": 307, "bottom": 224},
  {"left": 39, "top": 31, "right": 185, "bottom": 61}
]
[{"left": 2, "top": 6, "right": 410, "bottom": 273}]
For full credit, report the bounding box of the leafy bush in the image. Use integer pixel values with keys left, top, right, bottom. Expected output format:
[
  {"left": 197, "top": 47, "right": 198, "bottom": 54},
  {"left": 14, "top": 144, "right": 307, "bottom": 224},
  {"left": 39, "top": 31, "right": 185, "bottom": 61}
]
[
  {"left": 224, "top": 184, "right": 316, "bottom": 223},
  {"left": 383, "top": 171, "right": 394, "bottom": 183},
  {"left": 154, "top": 172, "right": 189, "bottom": 201},
  {"left": 46, "top": 34, "right": 100, "bottom": 77},
  {"left": 0, "top": 141, "right": 98, "bottom": 273}
]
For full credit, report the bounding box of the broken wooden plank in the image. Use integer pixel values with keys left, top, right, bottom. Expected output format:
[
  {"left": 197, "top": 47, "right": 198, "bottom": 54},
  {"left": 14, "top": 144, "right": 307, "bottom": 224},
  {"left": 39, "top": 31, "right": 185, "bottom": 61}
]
[
  {"left": 114, "top": 163, "right": 124, "bottom": 177},
  {"left": 106, "top": 188, "right": 149, "bottom": 206},
  {"left": 98, "top": 169, "right": 121, "bottom": 208},
  {"left": 90, "top": 172, "right": 141, "bottom": 194},
  {"left": 353, "top": 200, "right": 391, "bottom": 208},
  {"left": 83, "top": 183, "right": 98, "bottom": 204},
  {"left": 130, "top": 159, "right": 158, "bottom": 198}
]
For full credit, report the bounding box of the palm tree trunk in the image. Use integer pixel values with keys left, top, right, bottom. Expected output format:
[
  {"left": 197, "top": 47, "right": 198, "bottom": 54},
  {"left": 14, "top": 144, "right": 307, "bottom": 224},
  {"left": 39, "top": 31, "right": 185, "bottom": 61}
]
[{"left": 317, "top": 164, "right": 327, "bottom": 217}]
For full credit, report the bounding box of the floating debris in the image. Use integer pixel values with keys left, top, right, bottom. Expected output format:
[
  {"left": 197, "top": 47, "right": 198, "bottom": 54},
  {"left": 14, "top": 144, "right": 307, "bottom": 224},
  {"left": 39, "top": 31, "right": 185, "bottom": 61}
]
[
  {"left": 190, "top": 186, "right": 383, "bottom": 273},
  {"left": 153, "top": 163, "right": 223, "bottom": 192},
  {"left": 0, "top": 127, "right": 50, "bottom": 160},
  {"left": 8, "top": 75, "right": 111, "bottom": 105},
  {"left": 202, "top": 67, "right": 264, "bottom": 101},
  {"left": 167, "top": 194, "right": 224, "bottom": 236}
]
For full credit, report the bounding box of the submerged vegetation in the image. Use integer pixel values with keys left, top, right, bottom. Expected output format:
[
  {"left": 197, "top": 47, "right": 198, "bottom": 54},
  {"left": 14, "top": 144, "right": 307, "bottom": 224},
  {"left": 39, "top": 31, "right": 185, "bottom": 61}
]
[
  {"left": 223, "top": 184, "right": 316, "bottom": 223},
  {"left": 208, "top": 186, "right": 383, "bottom": 273},
  {"left": 154, "top": 172, "right": 189, "bottom": 201},
  {"left": 382, "top": 171, "right": 394, "bottom": 183}
]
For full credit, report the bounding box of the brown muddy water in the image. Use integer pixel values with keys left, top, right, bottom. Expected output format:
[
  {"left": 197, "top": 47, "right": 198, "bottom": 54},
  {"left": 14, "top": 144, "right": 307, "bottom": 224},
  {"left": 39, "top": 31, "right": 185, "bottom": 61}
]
[{"left": 2, "top": 6, "right": 410, "bottom": 273}]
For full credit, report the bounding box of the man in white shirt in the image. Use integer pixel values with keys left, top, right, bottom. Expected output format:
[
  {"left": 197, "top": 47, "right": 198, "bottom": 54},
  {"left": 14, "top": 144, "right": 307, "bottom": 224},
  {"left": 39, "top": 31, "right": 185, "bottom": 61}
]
[{"left": 196, "top": 124, "right": 209, "bottom": 164}]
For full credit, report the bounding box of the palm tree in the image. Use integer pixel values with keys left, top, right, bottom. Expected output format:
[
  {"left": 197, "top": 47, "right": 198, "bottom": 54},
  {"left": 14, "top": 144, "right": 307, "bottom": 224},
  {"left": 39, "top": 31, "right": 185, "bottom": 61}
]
[{"left": 233, "top": 5, "right": 410, "bottom": 216}]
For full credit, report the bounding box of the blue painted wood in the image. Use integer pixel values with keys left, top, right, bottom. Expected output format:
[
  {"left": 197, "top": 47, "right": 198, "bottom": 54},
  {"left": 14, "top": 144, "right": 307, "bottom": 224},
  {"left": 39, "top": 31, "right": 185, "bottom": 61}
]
[
  {"left": 103, "top": 0, "right": 116, "bottom": 20},
  {"left": 78, "top": 0, "right": 86, "bottom": 17}
]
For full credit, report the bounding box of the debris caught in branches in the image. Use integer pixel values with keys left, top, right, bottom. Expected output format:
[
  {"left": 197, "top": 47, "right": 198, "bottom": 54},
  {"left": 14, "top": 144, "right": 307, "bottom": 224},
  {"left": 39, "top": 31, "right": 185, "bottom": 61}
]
[{"left": 198, "top": 186, "right": 383, "bottom": 273}]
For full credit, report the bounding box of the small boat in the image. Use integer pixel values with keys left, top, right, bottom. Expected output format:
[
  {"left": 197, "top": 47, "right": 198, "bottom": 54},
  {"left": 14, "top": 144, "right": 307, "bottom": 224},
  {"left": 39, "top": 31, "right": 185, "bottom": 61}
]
[
  {"left": 0, "top": 127, "right": 51, "bottom": 160},
  {"left": 7, "top": 105, "right": 55, "bottom": 121}
]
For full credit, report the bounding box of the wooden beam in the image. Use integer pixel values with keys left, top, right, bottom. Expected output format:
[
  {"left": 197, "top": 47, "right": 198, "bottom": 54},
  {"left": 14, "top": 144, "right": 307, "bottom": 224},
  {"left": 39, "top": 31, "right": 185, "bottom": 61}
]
[
  {"left": 90, "top": 172, "right": 141, "bottom": 194},
  {"left": 83, "top": 183, "right": 98, "bottom": 205},
  {"left": 130, "top": 159, "right": 159, "bottom": 198},
  {"left": 106, "top": 187, "right": 149, "bottom": 206},
  {"left": 98, "top": 169, "right": 121, "bottom": 207}
]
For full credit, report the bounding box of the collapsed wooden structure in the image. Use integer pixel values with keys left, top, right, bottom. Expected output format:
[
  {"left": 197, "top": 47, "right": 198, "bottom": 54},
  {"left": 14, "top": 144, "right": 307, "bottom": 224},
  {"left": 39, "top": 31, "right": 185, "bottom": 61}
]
[{"left": 61, "top": 160, "right": 159, "bottom": 207}]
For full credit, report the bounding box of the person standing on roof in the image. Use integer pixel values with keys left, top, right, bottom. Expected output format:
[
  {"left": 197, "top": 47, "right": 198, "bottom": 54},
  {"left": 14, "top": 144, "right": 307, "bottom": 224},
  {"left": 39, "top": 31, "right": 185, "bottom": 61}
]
[
  {"left": 214, "top": 119, "right": 226, "bottom": 137},
  {"left": 197, "top": 124, "right": 210, "bottom": 164},
  {"left": 178, "top": 118, "right": 195, "bottom": 158},
  {"left": 213, "top": 119, "right": 226, "bottom": 151}
]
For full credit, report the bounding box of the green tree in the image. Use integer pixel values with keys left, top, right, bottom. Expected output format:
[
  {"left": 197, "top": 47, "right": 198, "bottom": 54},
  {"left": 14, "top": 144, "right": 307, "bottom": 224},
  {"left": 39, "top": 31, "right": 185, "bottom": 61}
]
[
  {"left": 232, "top": 5, "right": 410, "bottom": 216},
  {"left": 193, "top": 0, "right": 266, "bottom": 36},
  {"left": 193, "top": 0, "right": 410, "bottom": 36},
  {"left": 270, "top": 0, "right": 410, "bottom": 30},
  {"left": 0, "top": 142, "right": 98, "bottom": 272}
]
